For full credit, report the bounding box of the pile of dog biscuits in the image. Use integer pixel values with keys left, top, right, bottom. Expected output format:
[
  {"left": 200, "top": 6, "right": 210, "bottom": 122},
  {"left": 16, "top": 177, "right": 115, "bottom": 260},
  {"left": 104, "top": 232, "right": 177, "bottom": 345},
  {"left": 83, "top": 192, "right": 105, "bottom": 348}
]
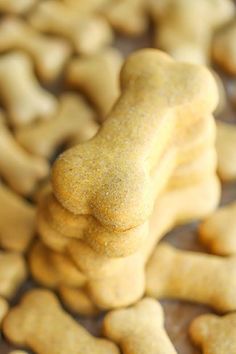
[{"left": 0, "top": 0, "right": 236, "bottom": 353}]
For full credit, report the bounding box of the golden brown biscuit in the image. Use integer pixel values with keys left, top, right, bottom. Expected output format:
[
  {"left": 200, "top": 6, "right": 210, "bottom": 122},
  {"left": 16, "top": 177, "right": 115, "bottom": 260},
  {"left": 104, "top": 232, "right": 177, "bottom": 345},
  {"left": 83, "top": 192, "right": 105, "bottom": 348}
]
[
  {"left": 216, "top": 121, "right": 236, "bottom": 181},
  {"left": 0, "top": 252, "right": 27, "bottom": 299},
  {"left": 213, "top": 19, "right": 236, "bottom": 75},
  {"left": 150, "top": 0, "right": 235, "bottom": 64},
  {"left": 146, "top": 242, "right": 236, "bottom": 312},
  {"left": 199, "top": 201, "right": 236, "bottom": 256},
  {"left": 0, "top": 182, "right": 35, "bottom": 252},
  {"left": 29, "top": 0, "right": 113, "bottom": 54},
  {"left": 51, "top": 49, "right": 218, "bottom": 257},
  {"left": 190, "top": 312, "right": 236, "bottom": 354},
  {"left": 9, "top": 351, "right": 29, "bottom": 354},
  {"left": 0, "top": 113, "right": 49, "bottom": 195},
  {"left": 102, "top": 0, "right": 148, "bottom": 36},
  {"left": 103, "top": 298, "right": 177, "bottom": 354},
  {"left": 0, "top": 51, "right": 57, "bottom": 127},
  {"left": 3, "top": 289, "right": 119, "bottom": 354},
  {"left": 66, "top": 48, "right": 123, "bottom": 120},
  {"left": 0, "top": 18, "right": 72, "bottom": 82},
  {"left": 59, "top": 286, "right": 99, "bottom": 316},
  {"left": 16, "top": 94, "right": 99, "bottom": 159}
]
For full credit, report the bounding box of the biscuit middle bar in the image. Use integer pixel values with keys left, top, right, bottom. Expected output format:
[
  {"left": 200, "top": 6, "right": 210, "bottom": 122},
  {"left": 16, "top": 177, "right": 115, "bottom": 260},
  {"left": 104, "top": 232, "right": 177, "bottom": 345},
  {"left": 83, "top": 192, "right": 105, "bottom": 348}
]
[{"left": 35, "top": 49, "right": 220, "bottom": 309}]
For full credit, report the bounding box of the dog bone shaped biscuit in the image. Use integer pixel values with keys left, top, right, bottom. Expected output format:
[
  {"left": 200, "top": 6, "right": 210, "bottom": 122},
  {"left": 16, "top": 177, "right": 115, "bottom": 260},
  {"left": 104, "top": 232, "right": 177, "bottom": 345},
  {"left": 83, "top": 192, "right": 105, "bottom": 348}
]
[
  {"left": 213, "top": 19, "right": 236, "bottom": 75},
  {"left": 0, "top": 51, "right": 57, "bottom": 127},
  {"left": 189, "top": 312, "right": 236, "bottom": 354},
  {"left": 0, "top": 252, "right": 27, "bottom": 299},
  {"left": 0, "top": 182, "right": 35, "bottom": 252},
  {"left": 0, "top": 113, "right": 49, "bottom": 195},
  {"left": 216, "top": 121, "right": 236, "bottom": 181},
  {"left": 150, "top": 0, "right": 235, "bottom": 64},
  {"left": 3, "top": 289, "right": 119, "bottom": 354},
  {"left": 67, "top": 48, "right": 123, "bottom": 121},
  {"left": 51, "top": 49, "right": 218, "bottom": 250},
  {"left": 29, "top": 0, "right": 113, "bottom": 54},
  {"left": 146, "top": 242, "right": 236, "bottom": 312},
  {"left": 16, "top": 94, "right": 99, "bottom": 159},
  {"left": 103, "top": 298, "right": 177, "bottom": 354},
  {"left": 0, "top": 17, "right": 72, "bottom": 82},
  {"left": 199, "top": 201, "right": 236, "bottom": 256},
  {"left": 102, "top": 0, "right": 148, "bottom": 36},
  {"left": 0, "top": 0, "right": 36, "bottom": 13}
]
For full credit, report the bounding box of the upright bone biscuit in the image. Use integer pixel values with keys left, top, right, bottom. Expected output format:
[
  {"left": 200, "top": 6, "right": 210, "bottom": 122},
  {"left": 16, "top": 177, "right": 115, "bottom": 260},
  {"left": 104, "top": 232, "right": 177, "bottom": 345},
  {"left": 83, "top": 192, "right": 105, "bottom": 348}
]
[
  {"left": 199, "top": 201, "right": 236, "bottom": 256},
  {"left": 38, "top": 113, "right": 216, "bottom": 244},
  {"left": 0, "top": 0, "right": 36, "bottom": 14},
  {"left": 0, "top": 18, "right": 72, "bottom": 82},
  {"left": 16, "top": 94, "right": 99, "bottom": 159},
  {"left": 189, "top": 312, "right": 236, "bottom": 354},
  {"left": 0, "top": 252, "right": 27, "bottom": 299},
  {"left": 213, "top": 19, "right": 236, "bottom": 75},
  {"left": 3, "top": 289, "right": 119, "bottom": 354},
  {"left": 103, "top": 298, "right": 177, "bottom": 354},
  {"left": 0, "top": 51, "right": 57, "bottom": 127},
  {"left": 51, "top": 49, "right": 218, "bottom": 257},
  {"left": 146, "top": 242, "right": 236, "bottom": 312},
  {"left": 66, "top": 48, "right": 123, "bottom": 120},
  {"left": 150, "top": 0, "right": 235, "bottom": 64},
  {"left": 102, "top": 0, "right": 148, "bottom": 36},
  {"left": 0, "top": 113, "right": 49, "bottom": 195},
  {"left": 29, "top": 0, "right": 113, "bottom": 54},
  {"left": 0, "top": 182, "right": 35, "bottom": 252},
  {"left": 216, "top": 121, "right": 236, "bottom": 181}
]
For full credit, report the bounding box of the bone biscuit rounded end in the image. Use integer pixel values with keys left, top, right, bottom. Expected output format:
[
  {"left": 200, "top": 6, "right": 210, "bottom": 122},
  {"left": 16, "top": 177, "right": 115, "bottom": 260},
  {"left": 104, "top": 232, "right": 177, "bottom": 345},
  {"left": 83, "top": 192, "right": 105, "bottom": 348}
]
[
  {"left": 103, "top": 298, "right": 177, "bottom": 354},
  {"left": 146, "top": 242, "right": 236, "bottom": 312},
  {"left": 3, "top": 289, "right": 120, "bottom": 353},
  {"left": 189, "top": 312, "right": 236, "bottom": 353}
]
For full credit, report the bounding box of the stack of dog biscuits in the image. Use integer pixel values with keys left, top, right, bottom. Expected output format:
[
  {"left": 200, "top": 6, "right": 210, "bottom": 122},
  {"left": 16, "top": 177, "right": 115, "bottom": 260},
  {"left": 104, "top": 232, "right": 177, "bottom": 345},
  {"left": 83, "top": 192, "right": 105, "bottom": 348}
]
[
  {"left": 1, "top": 0, "right": 236, "bottom": 353},
  {"left": 33, "top": 49, "right": 220, "bottom": 313}
]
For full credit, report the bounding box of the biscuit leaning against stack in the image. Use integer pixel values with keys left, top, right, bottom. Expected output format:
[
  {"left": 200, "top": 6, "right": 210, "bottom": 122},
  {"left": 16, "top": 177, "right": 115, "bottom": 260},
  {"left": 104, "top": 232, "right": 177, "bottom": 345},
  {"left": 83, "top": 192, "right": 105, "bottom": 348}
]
[{"left": 32, "top": 48, "right": 220, "bottom": 312}]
